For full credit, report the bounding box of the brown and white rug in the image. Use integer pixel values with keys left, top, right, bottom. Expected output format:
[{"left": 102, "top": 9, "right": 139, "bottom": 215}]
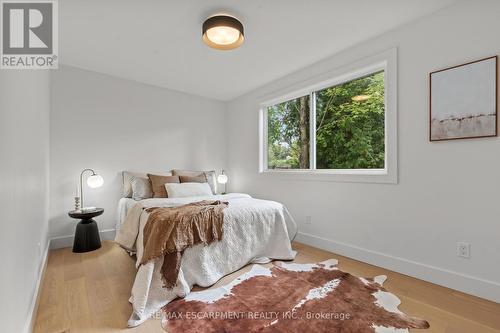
[{"left": 162, "top": 259, "right": 430, "bottom": 333}]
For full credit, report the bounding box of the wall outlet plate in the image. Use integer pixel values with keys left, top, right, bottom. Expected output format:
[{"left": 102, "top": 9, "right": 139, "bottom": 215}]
[
  {"left": 457, "top": 242, "right": 470, "bottom": 259},
  {"left": 305, "top": 216, "right": 312, "bottom": 225}
]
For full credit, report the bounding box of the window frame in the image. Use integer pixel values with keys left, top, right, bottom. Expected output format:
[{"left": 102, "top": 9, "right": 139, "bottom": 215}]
[{"left": 259, "top": 48, "right": 397, "bottom": 184}]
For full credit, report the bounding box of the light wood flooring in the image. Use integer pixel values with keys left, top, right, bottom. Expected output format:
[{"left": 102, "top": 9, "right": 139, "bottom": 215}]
[{"left": 33, "top": 241, "right": 500, "bottom": 333}]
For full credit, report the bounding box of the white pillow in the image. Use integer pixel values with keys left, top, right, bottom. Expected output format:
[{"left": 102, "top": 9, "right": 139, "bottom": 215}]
[
  {"left": 172, "top": 169, "right": 217, "bottom": 194},
  {"left": 165, "top": 182, "right": 213, "bottom": 198}
]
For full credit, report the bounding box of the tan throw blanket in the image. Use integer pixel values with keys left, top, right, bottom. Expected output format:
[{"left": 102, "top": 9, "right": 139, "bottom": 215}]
[{"left": 140, "top": 200, "right": 229, "bottom": 289}]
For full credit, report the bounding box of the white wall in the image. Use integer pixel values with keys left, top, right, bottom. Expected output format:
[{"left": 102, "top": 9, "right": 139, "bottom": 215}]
[
  {"left": 226, "top": 0, "right": 500, "bottom": 302},
  {"left": 50, "top": 66, "right": 227, "bottom": 241},
  {"left": 0, "top": 71, "right": 50, "bottom": 333}
]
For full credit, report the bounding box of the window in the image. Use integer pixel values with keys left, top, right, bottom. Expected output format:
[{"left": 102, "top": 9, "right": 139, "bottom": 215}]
[
  {"left": 260, "top": 49, "right": 397, "bottom": 183},
  {"left": 267, "top": 95, "right": 310, "bottom": 169},
  {"left": 315, "top": 71, "right": 385, "bottom": 169}
]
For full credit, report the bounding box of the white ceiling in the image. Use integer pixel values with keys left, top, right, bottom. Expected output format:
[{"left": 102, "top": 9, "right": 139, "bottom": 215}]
[{"left": 60, "top": 0, "right": 457, "bottom": 101}]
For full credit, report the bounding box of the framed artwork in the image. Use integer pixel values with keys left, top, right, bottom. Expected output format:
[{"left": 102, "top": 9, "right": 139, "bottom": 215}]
[{"left": 430, "top": 56, "right": 497, "bottom": 141}]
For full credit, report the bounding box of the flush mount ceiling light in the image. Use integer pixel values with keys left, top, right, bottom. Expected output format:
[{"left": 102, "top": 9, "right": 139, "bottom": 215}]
[
  {"left": 202, "top": 15, "right": 244, "bottom": 50},
  {"left": 351, "top": 94, "right": 371, "bottom": 102}
]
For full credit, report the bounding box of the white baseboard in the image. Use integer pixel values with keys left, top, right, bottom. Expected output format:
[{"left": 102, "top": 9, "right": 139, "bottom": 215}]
[
  {"left": 296, "top": 231, "right": 500, "bottom": 304},
  {"left": 23, "top": 241, "right": 50, "bottom": 333},
  {"left": 49, "top": 228, "right": 116, "bottom": 249}
]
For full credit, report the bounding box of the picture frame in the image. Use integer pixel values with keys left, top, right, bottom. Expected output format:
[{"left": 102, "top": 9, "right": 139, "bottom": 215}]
[{"left": 429, "top": 56, "right": 498, "bottom": 141}]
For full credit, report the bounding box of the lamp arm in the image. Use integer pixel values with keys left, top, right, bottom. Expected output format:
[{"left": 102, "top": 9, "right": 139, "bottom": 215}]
[{"left": 79, "top": 168, "right": 96, "bottom": 209}]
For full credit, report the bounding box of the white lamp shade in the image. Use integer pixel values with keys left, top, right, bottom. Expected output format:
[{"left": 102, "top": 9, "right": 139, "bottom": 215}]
[
  {"left": 217, "top": 174, "right": 228, "bottom": 184},
  {"left": 87, "top": 174, "right": 104, "bottom": 188},
  {"left": 206, "top": 26, "right": 240, "bottom": 45}
]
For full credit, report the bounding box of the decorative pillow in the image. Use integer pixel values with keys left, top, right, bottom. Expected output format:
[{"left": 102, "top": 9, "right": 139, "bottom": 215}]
[
  {"left": 131, "top": 177, "right": 153, "bottom": 201},
  {"left": 179, "top": 174, "right": 207, "bottom": 183},
  {"left": 172, "top": 169, "right": 217, "bottom": 194},
  {"left": 147, "top": 174, "right": 180, "bottom": 198},
  {"left": 165, "top": 182, "right": 213, "bottom": 198},
  {"left": 122, "top": 171, "right": 172, "bottom": 197},
  {"left": 122, "top": 171, "right": 146, "bottom": 198}
]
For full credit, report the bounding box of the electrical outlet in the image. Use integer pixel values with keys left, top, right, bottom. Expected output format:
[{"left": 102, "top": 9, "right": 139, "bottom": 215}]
[
  {"left": 457, "top": 242, "right": 470, "bottom": 259},
  {"left": 37, "top": 242, "right": 42, "bottom": 257},
  {"left": 305, "top": 216, "right": 312, "bottom": 225}
]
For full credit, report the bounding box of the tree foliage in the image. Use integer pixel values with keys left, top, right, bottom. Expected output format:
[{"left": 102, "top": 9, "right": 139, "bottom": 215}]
[
  {"left": 267, "top": 71, "right": 385, "bottom": 169},
  {"left": 267, "top": 95, "right": 310, "bottom": 169}
]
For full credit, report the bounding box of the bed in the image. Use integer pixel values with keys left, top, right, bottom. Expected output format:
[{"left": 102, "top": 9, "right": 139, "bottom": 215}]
[{"left": 114, "top": 192, "right": 298, "bottom": 327}]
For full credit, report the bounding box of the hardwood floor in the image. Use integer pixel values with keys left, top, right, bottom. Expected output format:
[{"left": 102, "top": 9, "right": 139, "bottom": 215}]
[{"left": 33, "top": 241, "right": 500, "bottom": 333}]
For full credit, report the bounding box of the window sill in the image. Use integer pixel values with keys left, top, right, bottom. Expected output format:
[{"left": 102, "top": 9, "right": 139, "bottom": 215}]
[{"left": 260, "top": 169, "right": 397, "bottom": 184}]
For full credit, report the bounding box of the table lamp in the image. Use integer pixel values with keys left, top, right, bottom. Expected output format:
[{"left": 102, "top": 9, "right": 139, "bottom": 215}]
[
  {"left": 217, "top": 170, "right": 228, "bottom": 194},
  {"left": 79, "top": 168, "right": 104, "bottom": 211}
]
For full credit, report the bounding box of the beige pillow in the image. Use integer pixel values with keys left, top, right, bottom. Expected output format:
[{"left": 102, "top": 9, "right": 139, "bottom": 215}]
[
  {"left": 172, "top": 169, "right": 217, "bottom": 194},
  {"left": 131, "top": 176, "right": 153, "bottom": 200},
  {"left": 122, "top": 171, "right": 172, "bottom": 197},
  {"left": 147, "top": 174, "right": 180, "bottom": 198},
  {"left": 122, "top": 171, "right": 147, "bottom": 198},
  {"left": 179, "top": 174, "right": 207, "bottom": 183}
]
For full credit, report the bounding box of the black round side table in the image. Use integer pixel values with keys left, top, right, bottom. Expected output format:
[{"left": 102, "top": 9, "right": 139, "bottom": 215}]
[{"left": 68, "top": 208, "right": 104, "bottom": 253}]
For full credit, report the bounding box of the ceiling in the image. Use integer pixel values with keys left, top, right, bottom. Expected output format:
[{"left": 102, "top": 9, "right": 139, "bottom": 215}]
[{"left": 60, "top": 0, "right": 458, "bottom": 101}]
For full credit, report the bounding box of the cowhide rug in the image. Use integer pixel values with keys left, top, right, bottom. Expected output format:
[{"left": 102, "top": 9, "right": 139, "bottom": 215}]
[{"left": 162, "top": 259, "right": 430, "bottom": 333}]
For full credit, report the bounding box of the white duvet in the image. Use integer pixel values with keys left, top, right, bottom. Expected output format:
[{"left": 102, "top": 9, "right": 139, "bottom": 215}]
[{"left": 114, "top": 193, "right": 298, "bottom": 327}]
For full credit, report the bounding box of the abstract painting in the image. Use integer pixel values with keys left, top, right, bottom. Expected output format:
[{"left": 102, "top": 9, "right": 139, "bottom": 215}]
[{"left": 430, "top": 56, "right": 497, "bottom": 141}]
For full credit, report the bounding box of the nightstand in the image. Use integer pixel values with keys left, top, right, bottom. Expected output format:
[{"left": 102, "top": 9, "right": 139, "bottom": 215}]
[{"left": 68, "top": 208, "right": 104, "bottom": 253}]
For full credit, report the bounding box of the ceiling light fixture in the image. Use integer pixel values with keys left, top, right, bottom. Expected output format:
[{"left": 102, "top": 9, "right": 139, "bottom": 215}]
[
  {"left": 202, "top": 15, "right": 244, "bottom": 50},
  {"left": 351, "top": 95, "right": 371, "bottom": 102}
]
